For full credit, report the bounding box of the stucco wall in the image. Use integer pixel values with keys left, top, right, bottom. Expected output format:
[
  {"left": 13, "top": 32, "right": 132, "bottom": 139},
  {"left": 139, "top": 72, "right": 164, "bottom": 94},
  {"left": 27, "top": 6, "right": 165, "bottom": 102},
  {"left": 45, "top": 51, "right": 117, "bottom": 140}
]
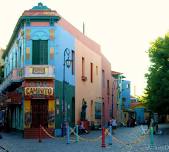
[
  {"left": 101, "top": 55, "right": 112, "bottom": 123},
  {"left": 75, "top": 39, "right": 102, "bottom": 123},
  {"left": 122, "top": 80, "right": 131, "bottom": 109},
  {"left": 112, "top": 77, "right": 118, "bottom": 119}
]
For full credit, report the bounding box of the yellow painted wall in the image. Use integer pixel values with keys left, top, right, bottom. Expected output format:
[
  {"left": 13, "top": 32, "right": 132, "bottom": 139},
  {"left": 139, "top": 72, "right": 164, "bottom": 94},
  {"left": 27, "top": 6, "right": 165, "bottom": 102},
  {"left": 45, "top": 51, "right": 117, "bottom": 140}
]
[
  {"left": 75, "top": 39, "right": 102, "bottom": 123},
  {"left": 24, "top": 100, "right": 31, "bottom": 112},
  {"left": 48, "top": 100, "right": 55, "bottom": 128},
  {"left": 24, "top": 100, "right": 31, "bottom": 128}
]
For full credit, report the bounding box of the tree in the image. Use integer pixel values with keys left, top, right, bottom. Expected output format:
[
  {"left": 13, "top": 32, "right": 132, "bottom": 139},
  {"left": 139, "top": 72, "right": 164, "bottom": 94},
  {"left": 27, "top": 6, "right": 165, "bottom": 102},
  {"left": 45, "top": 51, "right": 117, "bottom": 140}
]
[{"left": 145, "top": 33, "right": 169, "bottom": 114}]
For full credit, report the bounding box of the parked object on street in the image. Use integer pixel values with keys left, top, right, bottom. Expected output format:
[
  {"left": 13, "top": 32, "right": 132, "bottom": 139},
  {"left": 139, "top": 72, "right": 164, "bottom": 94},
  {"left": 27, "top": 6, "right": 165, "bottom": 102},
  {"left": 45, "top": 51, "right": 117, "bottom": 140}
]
[{"left": 78, "top": 121, "right": 88, "bottom": 134}]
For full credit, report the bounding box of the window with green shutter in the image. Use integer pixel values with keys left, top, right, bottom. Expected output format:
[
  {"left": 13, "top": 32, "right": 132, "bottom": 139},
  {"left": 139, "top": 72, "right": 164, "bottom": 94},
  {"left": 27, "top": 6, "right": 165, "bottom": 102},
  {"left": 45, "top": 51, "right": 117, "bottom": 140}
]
[
  {"left": 32, "top": 40, "right": 48, "bottom": 65},
  {"left": 95, "top": 102, "right": 101, "bottom": 119}
]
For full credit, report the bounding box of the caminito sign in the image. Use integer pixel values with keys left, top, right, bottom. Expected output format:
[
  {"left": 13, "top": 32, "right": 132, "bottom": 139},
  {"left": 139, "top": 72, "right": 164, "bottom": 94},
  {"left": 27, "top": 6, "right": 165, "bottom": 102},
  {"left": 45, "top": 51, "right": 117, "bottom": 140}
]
[{"left": 25, "top": 87, "right": 54, "bottom": 96}]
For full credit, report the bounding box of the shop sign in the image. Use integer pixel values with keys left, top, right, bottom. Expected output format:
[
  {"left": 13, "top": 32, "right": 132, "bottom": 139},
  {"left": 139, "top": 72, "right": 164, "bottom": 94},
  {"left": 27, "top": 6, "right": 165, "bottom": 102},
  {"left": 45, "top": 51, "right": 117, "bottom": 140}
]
[
  {"left": 32, "top": 67, "right": 45, "bottom": 74},
  {"left": 25, "top": 87, "right": 53, "bottom": 96}
]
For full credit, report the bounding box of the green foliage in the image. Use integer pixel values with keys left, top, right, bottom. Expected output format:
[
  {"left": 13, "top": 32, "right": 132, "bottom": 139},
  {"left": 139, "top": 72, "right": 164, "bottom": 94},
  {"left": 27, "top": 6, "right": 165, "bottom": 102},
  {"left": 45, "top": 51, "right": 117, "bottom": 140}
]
[{"left": 145, "top": 33, "right": 169, "bottom": 114}]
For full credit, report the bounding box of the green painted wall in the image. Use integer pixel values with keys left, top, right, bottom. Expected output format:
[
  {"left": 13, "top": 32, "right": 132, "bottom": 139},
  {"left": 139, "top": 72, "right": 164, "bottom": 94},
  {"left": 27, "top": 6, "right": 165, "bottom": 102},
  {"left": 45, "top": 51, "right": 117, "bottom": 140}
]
[
  {"left": 55, "top": 80, "right": 75, "bottom": 128},
  {"left": 11, "top": 105, "right": 23, "bottom": 130}
]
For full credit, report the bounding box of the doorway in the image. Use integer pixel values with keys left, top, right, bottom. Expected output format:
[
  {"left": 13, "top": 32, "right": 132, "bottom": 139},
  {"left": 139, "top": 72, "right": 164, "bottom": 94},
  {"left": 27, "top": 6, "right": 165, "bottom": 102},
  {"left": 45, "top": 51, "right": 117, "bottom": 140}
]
[{"left": 31, "top": 100, "right": 48, "bottom": 128}]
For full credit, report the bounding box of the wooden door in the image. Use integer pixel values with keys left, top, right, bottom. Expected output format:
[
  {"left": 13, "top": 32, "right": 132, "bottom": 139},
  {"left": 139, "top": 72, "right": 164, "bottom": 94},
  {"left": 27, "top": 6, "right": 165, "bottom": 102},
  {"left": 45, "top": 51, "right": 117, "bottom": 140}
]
[{"left": 31, "top": 100, "right": 48, "bottom": 128}]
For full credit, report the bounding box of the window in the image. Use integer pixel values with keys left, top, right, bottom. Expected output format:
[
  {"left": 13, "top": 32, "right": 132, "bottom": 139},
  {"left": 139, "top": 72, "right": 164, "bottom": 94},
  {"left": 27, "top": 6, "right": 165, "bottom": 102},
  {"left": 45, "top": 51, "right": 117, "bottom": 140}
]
[
  {"left": 72, "top": 50, "right": 75, "bottom": 75},
  {"left": 82, "top": 57, "right": 85, "bottom": 76},
  {"left": 90, "top": 63, "right": 93, "bottom": 83},
  {"left": 122, "top": 97, "right": 126, "bottom": 109},
  {"left": 15, "top": 52, "right": 17, "bottom": 68},
  {"left": 32, "top": 40, "right": 48, "bottom": 65},
  {"left": 20, "top": 46, "right": 22, "bottom": 66},
  {"left": 91, "top": 100, "right": 93, "bottom": 119},
  {"left": 126, "top": 83, "right": 130, "bottom": 89},
  {"left": 96, "top": 66, "right": 98, "bottom": 75},
  {"left": 102, "top": 70, "right": 105, "bottom": 87},
  {"left": 107, "top": 80, "right": 110, "bottom": 95},
  {"left": 95, "top": 102, "right": 101, "bottom": 119}
]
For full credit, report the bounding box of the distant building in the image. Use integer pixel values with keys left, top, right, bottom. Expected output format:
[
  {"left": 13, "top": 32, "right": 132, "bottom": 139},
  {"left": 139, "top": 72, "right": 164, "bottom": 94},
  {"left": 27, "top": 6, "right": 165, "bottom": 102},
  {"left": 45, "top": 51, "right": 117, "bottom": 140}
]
[
  {"left": 112, "top": 71, "right": 133, "bottom": 125},
  {"left": 112, "top": 71, "right": 124, "bottom": 123},
  {"left": 122, "top": 80, "right": 131, "bottom": 110},
  {"left": 130, "top": 97, "right": 149, "bottom": 125}
]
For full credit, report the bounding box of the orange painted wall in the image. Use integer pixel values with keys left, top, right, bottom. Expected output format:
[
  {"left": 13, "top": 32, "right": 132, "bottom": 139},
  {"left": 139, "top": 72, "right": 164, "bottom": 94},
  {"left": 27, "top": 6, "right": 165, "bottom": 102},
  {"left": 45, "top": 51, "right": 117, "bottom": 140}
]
[{"left": 75, "top": 39, "right": 102, "bottom": 124}]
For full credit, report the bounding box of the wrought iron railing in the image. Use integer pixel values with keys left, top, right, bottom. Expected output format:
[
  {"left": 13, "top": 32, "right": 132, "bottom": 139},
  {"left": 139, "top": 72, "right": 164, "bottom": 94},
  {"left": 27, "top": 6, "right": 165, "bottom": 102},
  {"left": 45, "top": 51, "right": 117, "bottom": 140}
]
[{"left": 0, "top": 65, "right": 55, "bottom": 92}]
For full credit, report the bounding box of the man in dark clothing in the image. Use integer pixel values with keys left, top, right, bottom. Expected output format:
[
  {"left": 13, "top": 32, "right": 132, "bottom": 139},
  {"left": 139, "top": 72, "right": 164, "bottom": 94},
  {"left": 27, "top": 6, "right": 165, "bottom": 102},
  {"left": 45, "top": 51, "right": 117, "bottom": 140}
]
[{"left": 147, "top": 117, "right": 151, "bottom": 129}]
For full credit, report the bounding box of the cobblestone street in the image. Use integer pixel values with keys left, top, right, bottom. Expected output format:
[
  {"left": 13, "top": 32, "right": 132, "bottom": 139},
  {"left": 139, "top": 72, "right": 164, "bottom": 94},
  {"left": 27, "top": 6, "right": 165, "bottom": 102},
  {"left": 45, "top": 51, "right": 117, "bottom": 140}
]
[{"left": 0, "top": 124, "right": 169, "bottom": 152}]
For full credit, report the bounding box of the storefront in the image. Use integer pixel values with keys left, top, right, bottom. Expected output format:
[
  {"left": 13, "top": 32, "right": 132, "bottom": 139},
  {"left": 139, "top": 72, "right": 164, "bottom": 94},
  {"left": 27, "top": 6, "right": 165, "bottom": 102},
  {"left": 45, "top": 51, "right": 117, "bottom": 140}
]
[{"left": 23, "top": 79, "right": 55, "bottom": 138}]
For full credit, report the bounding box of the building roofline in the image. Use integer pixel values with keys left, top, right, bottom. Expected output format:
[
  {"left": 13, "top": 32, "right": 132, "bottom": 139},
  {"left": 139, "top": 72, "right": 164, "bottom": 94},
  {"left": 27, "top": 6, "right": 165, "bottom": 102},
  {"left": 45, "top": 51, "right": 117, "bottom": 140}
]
[
  {"left": 111, "top": 71, "right": 123, "bottom": 75},
  {"left": 2, "top": 15, "right": 60, "bottom": 59}
]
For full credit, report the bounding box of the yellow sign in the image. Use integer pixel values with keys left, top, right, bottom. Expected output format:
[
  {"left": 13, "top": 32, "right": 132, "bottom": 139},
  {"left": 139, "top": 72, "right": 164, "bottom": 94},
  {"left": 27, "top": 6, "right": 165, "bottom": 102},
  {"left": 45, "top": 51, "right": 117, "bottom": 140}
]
[{"left": 25, "top": 87, "right": 53, "bottom": 96}]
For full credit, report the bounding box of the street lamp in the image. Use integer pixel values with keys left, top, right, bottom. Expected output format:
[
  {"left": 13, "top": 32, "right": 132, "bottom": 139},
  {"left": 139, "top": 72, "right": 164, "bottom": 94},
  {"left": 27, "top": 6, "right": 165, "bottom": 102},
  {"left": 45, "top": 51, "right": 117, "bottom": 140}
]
[{"left": 62, "top": 48, "right": 72, "bottom": 136}]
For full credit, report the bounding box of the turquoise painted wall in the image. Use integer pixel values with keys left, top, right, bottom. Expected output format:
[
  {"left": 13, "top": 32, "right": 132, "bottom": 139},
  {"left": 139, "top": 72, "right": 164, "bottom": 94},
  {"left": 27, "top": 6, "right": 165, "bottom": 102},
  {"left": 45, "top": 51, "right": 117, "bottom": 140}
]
[
  {"left": 54, "top": 25, "right": 75, "bottom": 85},
  {"left": 122, "top": 80, "right": 131, "bottom": 109},
  {"left": 4, "top": 27, "right": 24, "bottom": 77},
  {"left": 135, "top": 108, "right": 145, "bottom": 124}
]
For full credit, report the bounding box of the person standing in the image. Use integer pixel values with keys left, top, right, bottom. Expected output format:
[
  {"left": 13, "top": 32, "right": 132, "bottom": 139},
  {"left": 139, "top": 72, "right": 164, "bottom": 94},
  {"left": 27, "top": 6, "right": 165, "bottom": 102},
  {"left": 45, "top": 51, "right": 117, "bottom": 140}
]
[
  {"left": 111, "top": 117, "right": 117, "bottom": 129},
  {"left": 147, "top": 117, "right": 151, "bottom": 130}
]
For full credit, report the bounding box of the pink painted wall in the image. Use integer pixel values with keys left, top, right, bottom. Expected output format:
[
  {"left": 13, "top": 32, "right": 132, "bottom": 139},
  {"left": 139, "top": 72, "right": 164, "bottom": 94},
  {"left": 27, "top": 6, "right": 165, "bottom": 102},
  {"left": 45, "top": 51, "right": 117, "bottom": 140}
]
[
  {"left": 101, "top": 55, "right": 112, "bottom": 124},
  {"left": 75, "top": 39, "right": 102, "bottom": 124},
  {"left": 56, "top": 12, "right": 113, "bottom": 126},
  {"left": 57, "top": 16, "right": 101, "bottom": 55},
  {"left": 112, "top": 77, "right": 118, "bottom": 119}
]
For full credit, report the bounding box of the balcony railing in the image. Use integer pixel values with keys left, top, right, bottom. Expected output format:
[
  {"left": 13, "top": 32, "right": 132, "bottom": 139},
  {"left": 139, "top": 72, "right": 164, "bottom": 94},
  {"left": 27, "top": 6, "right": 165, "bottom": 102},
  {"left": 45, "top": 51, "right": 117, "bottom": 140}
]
[
  {"left": 0, "top": 65, "right": 55, "bottom": 92},
  {"left": 24, "top": 65, "right": 55, "bottom": 79}
]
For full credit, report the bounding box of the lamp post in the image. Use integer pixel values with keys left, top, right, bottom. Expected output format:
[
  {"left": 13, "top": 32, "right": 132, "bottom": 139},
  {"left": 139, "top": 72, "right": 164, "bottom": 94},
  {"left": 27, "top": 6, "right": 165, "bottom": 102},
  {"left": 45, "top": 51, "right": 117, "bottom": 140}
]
[{"left": 62, "top": 48, "right": 72, "bottom": 136}]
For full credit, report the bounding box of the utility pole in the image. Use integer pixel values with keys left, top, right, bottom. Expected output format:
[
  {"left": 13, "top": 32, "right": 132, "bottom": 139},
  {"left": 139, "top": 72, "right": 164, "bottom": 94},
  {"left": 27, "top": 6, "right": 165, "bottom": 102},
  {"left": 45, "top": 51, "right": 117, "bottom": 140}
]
[{"left": 83, "top": 22, "right": 85, "bottom": 35}]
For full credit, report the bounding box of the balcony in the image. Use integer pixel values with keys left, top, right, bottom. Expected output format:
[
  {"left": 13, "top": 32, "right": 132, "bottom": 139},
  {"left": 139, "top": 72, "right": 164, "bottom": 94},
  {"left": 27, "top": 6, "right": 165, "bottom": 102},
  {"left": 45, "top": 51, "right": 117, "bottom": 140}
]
[
  {"left": 0, "top": 65, "right": 55, "bottom": 92},
  {"left": 24, "top": 65, "right": 55, "bottom": 79}
]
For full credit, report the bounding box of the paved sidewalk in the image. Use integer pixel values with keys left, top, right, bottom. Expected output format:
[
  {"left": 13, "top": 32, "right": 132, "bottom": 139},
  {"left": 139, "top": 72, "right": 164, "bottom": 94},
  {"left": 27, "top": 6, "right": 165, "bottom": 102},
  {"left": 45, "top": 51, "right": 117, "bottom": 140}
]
[{"left": 0, "top": 124, "right": 169, "bottom": 152}]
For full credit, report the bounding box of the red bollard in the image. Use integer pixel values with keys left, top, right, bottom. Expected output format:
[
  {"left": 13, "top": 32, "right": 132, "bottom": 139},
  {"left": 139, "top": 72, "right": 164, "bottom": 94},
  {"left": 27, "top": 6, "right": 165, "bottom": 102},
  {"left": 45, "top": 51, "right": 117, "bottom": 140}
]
[{"left": 101, "top": 127, "right": 106, "bottom": 147}]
